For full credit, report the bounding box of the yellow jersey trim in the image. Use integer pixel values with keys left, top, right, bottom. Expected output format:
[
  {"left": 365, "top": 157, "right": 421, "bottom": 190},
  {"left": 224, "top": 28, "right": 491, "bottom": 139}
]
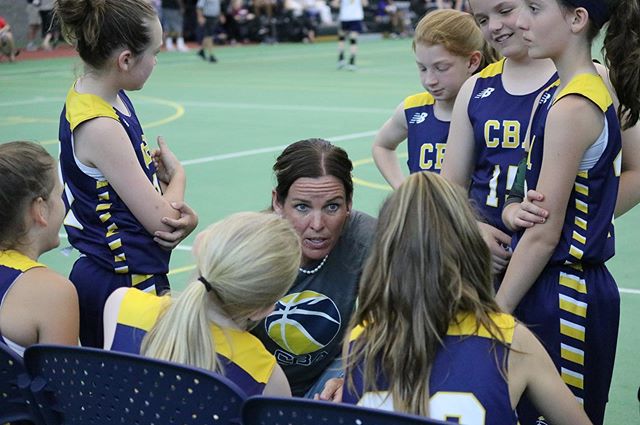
[
  {"left": 404, "top": 92, "right": 435, "bottom": 109},
  {"left": 350, "top": 312, "right": 515, "bottom": 344},
  {"left": 477, "top": 58, "right": 505, "bottom": 79},
  {"left": 117, "top": 288, "right": 276, "bottom": 384},
  {"left": 554, "top": 74, "right": 613, "bottom": 112},
  {"left": 65, "top": 83, "right": 119, "bottom": 131},
  {"left": 0, "top": 250, "right": 45, "bottom": 272}
]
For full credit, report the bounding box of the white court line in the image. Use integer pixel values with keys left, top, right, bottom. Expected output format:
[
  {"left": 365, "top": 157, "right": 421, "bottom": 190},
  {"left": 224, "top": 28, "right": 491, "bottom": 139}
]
[
  {"left": 176, "top": 100, "right": 391, "bottom": 114},
  {"left": 58, "top": 233, "right": 192, "bottom": 251},
  {"left": 181, "top": 130, "right": 378, "bottom": 166}
]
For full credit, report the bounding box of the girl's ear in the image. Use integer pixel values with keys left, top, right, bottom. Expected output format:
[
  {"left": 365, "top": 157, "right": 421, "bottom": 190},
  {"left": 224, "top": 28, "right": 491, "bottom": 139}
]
[
  {"left": 569, "top": 7, "right": 590, "bottom": 33},
  {"left": 468, "top": 51, "right": 483, "bottom": 74},
  {"left": 30, "top": 197, "right": 48, "bottom": 227},
  {"left": 117, "top": 49, "right": 134, "bottom": 71}
]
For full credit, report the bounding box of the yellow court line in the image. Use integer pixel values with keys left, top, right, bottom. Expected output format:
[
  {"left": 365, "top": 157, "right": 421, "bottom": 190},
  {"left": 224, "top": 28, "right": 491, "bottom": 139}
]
[
  {"left": 36, "top": 95, "right": 185, "bottom": 146},
  {"left": 135, "top": 95, "right": 185, "bottom": 129},
  {"left": 352, "top": 153, "right": 408, "bottom": 192},
  {"left": 168, "top": 264, "right": 197, "bottom": 276}
]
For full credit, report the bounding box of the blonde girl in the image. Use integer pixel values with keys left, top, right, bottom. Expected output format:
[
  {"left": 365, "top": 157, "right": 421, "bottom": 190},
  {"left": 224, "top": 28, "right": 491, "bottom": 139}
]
[
  {"left": 103, "top": 212, "right": 301, "bottom": 396},
  {"left": 373, "top": 9, "right": 498, "bottom": 188}
]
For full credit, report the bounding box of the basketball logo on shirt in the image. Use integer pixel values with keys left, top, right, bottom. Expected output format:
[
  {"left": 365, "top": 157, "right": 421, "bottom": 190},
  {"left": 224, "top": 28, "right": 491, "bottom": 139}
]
[{"left": 265, "top": 290, "right": 341, "bottom": 355}]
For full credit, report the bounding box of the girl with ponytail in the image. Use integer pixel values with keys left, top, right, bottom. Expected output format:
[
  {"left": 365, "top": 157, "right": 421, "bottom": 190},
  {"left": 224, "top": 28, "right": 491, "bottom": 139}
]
[
  {"left": 496, "top": 1, "right": 640, "bottom": 423},
  {"left": 103, "top": 212, "right": 301, "bottom": 396},
  {"left": 54, "top": 0, "right": 197, "bottom": 348}
]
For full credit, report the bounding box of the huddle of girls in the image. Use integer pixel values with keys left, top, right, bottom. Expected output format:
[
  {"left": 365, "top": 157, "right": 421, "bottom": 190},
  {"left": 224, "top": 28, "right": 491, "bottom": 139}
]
[{"left": 1, "top": 0, "right": 637, "bottom": 423}]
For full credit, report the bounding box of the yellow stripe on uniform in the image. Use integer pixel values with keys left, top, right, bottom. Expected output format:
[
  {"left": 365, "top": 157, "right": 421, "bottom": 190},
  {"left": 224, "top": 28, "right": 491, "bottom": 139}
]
[
  {"left": 574, "top": 217, "right": 587, "bottom": 230},
  {"left": 96, "top": 203, "right": 111, "bottom": 212},
  {"left": 108, "top": 239, "right": 122, "bottom": 250},
  {"left": 574, "top": 182, "right": 589, "bottom": 196},
  {"left": 561, "top": 367, "right": 584, "bottom": 390},
  {"left": 96, "top": 180, "right": 109, "bottom": 189},
  {"left": 572, "top": 231, "right": 586, "bottom": 245},
  {"left": 561, "top": 343, "right": 584, "bottom": 366},
  {"left": 99, "top": 212, "right": 112, "bottom": 223},
  {"left": 404, "top": 92, "right": 435, "bottom": 109},
  {"left": 569, "top": 245, "right": 584, "bottom": 260},
  {"left": 560, "top": 319, "right": 585, "bottom": 342},
  {"left": 575, "top": 199, "right": 588, "bottom": 214},
  {"left": 477, "top": 58, "right": 504, "bottom": 78},
  {"left": 559, "top": 294, "right": 587, "bottom": 318},
  {"left": 559, "top": 272, "right": 587, "bottom": 294},
  {"left": 132, "top": 274, "right": 153, "bottom": 287},
  {"left": 0, "top": 250, "right": 45, "bottom": 272}
]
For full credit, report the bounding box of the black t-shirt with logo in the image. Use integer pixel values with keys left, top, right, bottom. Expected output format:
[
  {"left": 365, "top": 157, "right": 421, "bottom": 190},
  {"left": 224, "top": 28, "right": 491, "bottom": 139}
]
[{"left": 252, "top": 210, "right": 376, "bottom": 396}]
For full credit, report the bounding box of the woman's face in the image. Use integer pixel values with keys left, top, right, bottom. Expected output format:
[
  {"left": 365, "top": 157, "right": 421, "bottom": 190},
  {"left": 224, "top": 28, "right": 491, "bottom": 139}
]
[
  {"left": 469, "top": 0, "right": 528, "bottom": 58},
  {"left": 273, "top": 175, "right": 351, "bottom": 268}
]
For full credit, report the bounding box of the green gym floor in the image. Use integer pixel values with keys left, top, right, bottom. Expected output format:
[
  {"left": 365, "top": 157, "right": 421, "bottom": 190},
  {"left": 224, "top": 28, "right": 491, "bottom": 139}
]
[{"left": 1, "top": 38, "right": 637, "bottom": 423}]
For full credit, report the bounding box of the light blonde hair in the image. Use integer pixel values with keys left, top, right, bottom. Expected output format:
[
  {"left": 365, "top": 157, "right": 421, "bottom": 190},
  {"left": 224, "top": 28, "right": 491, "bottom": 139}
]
[
  {"left": 345, "top": 172, "right": 506, "bottom": 416},
  {"left": 141, "top": 212, "right": 301, "bottom": 372},
  {"left": 413, "top": 9, "right": 500, "bottom": 71}
]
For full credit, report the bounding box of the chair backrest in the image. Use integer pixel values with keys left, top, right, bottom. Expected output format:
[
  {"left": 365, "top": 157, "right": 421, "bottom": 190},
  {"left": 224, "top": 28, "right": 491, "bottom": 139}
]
[
  {"left": 24, "top": 344, "right": 247, "bottom": 425},
  {"left": 242, "top": 396, "right": 452, "bottom": 425},
  {"left": 0, "top": 341, "right": 43, "bottom": 425}
]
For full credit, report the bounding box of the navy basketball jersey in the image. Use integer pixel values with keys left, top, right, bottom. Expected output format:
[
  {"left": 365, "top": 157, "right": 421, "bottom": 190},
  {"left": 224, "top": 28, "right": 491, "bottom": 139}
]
[
  {"left": 514, "top": 74, "right": 621, "bottom": 265},
  {"left": 58, "top": 85, "right": 170, "bottom": 275},
  {"left": 468, "top": 59, "right": 558, "bottom": 234},
  {"left": 404, "top": 92, "right": 450, "bottom": 174},
  {"left": 0, "top": 250, "right": 45, "bottom": 356},
  {"left": 343, "top": 313, "right": 517, "bottom": 425},
  {"left": 111, "top": 288, "right": 277, "bottom": 397}
]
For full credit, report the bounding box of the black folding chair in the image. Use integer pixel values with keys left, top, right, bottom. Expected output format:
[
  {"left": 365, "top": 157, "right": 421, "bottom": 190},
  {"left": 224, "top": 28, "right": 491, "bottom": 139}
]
[
  {"left": 24, "top": 344, "right": 247, "bottom": 425},
  {"left": 242, "top": 396, "right": 452, "bottom": 425},
  {"left": 0, "top": 341, "right": 44, "bottom": 425}
]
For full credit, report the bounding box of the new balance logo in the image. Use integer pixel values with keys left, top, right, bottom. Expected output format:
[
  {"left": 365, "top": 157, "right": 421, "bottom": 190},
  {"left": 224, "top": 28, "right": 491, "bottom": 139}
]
[
  {"left": 409, "top": 112, "right": 428, "bottom": 124},
  {"left": 539, "top": 92, "right": 552, "bottom": 105},
  {"left": 474, "top": 88, "right": 495, "bottom": 99}
]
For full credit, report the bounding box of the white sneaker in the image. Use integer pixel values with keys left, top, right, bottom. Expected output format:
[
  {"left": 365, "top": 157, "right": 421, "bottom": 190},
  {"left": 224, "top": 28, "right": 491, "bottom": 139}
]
[
  {"left": 337, "top": 59, "right": 346, "bottom": 69},
  {"left": 177, "top": 37, "right": 189, "bottom": 52},
  {"left": 165, "top": 37, "right": 176, "bottom": 51},
  {"left": 346, "top": 64, "right": 357, "bottom": 71}
]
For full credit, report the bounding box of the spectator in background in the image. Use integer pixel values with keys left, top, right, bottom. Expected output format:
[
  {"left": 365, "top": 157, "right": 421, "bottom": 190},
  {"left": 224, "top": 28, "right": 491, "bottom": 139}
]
[
  {"left": 162, "top": 0, "right": 189, "bottom": 51},
  {"left": 196, "top": 0, "right": 222, "bottom": 62},
  {"left": 225, "top": 0, "right": 256, "bottom": 44},
  {"left": 35, "top": 0, "right": 59, "bottom": 50},
  {"left": 0, "top": 16, "right": 19, "bottom": 62},
  {"left": 25, "top": 0, "right": 42, "bottom": 51},
  {"left": 333, "top": 0, "right": 368, "bottom": 70}
]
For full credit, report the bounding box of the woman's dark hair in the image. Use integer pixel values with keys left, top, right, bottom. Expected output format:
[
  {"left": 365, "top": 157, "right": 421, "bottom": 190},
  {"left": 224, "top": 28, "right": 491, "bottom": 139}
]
[
  {"left": 273, "top": 138, "right": 354, "bottom": 204},
  {"left": 0, "top": 141, "right": 56, "bottom": 250},
  {"left": 55, "top": 0, "right": 157, "bottom": 69}
]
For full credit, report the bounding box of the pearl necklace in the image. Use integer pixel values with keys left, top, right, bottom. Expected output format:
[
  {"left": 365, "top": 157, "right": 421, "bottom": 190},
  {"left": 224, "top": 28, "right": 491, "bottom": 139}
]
[{"left": 299, "top": 255, "right": 328, "bottom": 275}]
